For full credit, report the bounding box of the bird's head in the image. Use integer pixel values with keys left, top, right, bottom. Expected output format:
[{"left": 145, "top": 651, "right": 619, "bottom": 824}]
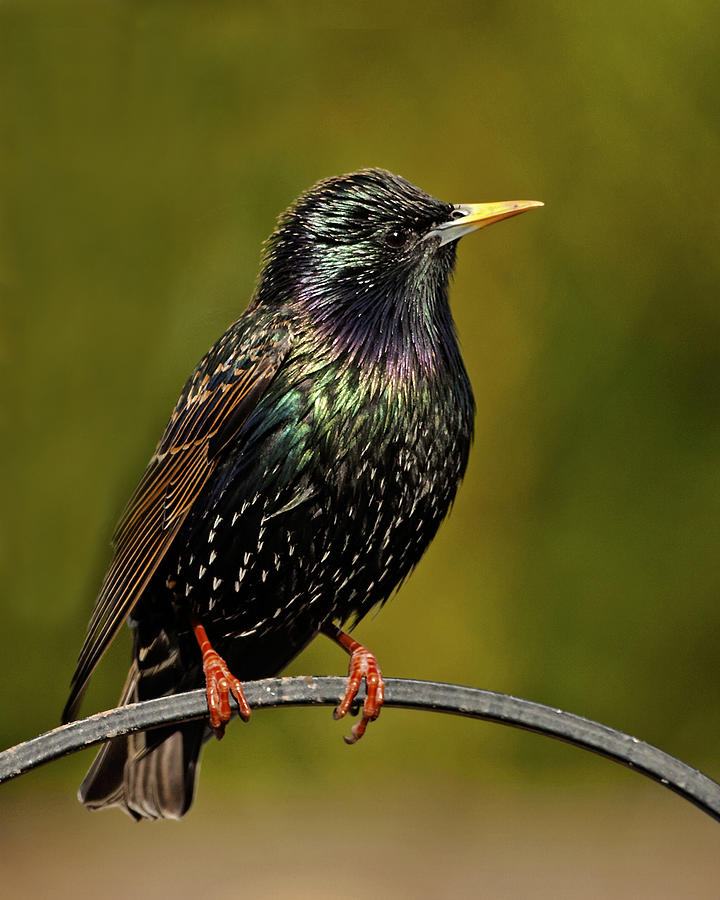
[{"left": 255, "top": 169, "right": 541, "bottom": 371}]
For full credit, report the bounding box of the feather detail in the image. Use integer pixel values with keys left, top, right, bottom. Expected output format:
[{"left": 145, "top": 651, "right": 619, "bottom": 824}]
[{"left": 63, "top": 319, "right": 293, "bottom": 722}]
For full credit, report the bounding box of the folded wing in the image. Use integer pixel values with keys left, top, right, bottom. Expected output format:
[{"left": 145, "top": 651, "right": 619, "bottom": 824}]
[{"left": 63, "top": 318, "right": 293, "bottom": 722}]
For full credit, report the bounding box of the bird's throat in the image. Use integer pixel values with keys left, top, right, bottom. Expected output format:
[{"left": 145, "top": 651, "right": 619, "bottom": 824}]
[{"left": 300, "top": 281, "right": 460, "bottom": 386}]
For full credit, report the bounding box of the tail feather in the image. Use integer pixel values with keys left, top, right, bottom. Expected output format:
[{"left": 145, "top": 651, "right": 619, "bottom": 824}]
[
  {"left": 76, "top": 623, "right": 206, "bottom": 820},
  {"left": 79, "top": 718, "right": 204, "bottom": 820}
]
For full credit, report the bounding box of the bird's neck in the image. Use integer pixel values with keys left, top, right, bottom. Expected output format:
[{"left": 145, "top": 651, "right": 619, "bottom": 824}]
[{"left": 297, "top": 279, "right": 462, "bottom": 386}]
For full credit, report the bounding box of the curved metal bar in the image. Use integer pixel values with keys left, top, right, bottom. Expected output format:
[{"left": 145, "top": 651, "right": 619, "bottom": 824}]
[{"left": 1, "top": 676, "right": 718, "bottom": 823}]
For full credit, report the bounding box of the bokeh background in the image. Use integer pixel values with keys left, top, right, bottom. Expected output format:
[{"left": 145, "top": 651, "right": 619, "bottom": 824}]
[{"left": 2, "top": 2, "right": 720, "bottom": 896}]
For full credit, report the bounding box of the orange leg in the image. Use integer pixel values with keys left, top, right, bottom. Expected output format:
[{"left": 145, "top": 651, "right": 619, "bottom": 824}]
[
  {"left": 322, "top": 623, "right": 385, "bottom": 745},
  {"left": 191, "top": 615, "right": 251, "bottom": 738}
]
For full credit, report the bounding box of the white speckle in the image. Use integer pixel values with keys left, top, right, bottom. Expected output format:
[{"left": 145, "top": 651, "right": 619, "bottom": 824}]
[
  {"left": 185, "top": 584, "right": 193, "bottom": 597},
  {"left": 240, "top": 627, "right": 258, "bottom": 637},
  {"left": 234, "top": 580, "right": 240, "bottom": 592},
  {"left": 213, "top": 577, "right": 222, "bottom": 591},
  {"left": 321, "top": 550, "right": 330, "bottom": 563},
  {"left": 232, "top": 511, "right": 240, "bottom": 526},
  {"left": 208, "top": 596, "right": 217, "bottom": 611},
  {"left": 199, "top": 565, "right": 207, "bottom": 579},
  {"left": 209, "top": 550, "right": 217, "bottom": 565},
  {"left": 274, "top": 553, "right": 281, "bottom": 568},
  {"left": 214, "top": 515, "right": 223, "bottom": 528},
  {"left": 261, "top": 570, "right": 268, "bottom": 582},
  {"left": 273, "top": 607, "right": 282, "bottom": 618},
  {"left": 243, "top": 552, "right": 251, "bottom": 565},
  {"left": 189, "top": 554, "right": 195, "bottom": 565},
  {"left": 208, "top": 530, "right": 216, "bottom": 543}
]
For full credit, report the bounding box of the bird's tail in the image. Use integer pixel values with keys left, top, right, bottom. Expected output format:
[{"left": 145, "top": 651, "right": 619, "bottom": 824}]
[{"left": 78, "top": 628, "right": 206, "bottom": 820}]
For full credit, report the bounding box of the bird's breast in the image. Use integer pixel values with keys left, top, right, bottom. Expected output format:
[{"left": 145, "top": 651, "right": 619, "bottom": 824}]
[{"left": 163, "top": 343, "right": 473, "bottom": 665}]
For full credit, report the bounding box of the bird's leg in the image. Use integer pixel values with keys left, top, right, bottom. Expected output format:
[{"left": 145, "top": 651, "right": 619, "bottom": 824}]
[
  {"left": 191, "top": 615, "right": 251, "bottom": 738},
  {"left": 321, "top": 623, "right": 385, "bottom": 745}
]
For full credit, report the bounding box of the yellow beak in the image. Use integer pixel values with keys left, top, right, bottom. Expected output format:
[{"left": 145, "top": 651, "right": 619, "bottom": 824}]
[{"left": 430, "top": 200, "right": 544, "bottom": 246}]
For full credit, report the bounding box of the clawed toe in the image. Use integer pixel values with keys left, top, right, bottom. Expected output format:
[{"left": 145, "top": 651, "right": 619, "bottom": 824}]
[
  {"left": 192, "top": 616, "right": 251, "bottom": 737},
  {"left": 323, "top": 625, "right": 385, "bottom": 744}
]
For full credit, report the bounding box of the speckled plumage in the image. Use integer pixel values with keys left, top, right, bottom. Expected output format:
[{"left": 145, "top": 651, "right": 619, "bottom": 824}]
[{"left": 64, "top": 169, "right": 539, "bottom": 819}]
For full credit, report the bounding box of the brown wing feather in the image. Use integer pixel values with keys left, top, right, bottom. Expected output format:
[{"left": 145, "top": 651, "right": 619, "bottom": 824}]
[{"left": 63, "top": 321, "right": 293, "bottom": 722}]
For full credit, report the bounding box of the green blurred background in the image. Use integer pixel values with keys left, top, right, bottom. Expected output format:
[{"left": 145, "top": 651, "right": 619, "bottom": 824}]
[{"left": 2, "top": 1, "right": 719, "bottom": 895}]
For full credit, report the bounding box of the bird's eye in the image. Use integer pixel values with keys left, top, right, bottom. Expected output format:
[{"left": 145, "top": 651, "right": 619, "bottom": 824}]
[{"left": 384, "top": 227, "right": 410, "bottom": 249}]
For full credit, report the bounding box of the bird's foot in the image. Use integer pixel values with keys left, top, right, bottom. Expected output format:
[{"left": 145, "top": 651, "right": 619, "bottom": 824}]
[
  {"left": 322, "top": 625, "right": 385, "bottom": 744},
  {"left": 202, "top": 648, "right": 252, "bottom": 738},
  {"left": 192, "top": 616, "right": 251, "bottom": 738}
]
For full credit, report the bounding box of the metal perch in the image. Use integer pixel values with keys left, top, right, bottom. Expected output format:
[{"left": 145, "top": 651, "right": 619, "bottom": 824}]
[{"left": 1, "top": 676, "right": 718, "bottom": 823}]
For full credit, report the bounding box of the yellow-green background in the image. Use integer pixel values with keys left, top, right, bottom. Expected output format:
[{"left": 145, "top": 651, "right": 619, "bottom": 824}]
[{"left": 2, "top": 2, "right": 719, "bottom": 895}]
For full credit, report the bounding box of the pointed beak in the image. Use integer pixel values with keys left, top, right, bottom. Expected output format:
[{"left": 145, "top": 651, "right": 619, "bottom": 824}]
[{"left": 428, "top": 200, "right": 544, "bottom": 247}]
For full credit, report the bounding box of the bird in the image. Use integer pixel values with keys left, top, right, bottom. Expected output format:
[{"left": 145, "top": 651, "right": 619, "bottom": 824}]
[{"left": 63, "top": 168, "right": 542, "bottom": 819}]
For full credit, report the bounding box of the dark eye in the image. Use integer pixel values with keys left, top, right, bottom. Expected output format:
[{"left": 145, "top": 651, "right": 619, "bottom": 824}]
[{"left": 384, "top": 227, "right": 410, "bottom": 249}]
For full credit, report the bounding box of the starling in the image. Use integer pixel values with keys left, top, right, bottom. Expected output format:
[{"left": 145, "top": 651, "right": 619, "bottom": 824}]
[{"left": 63, "top": 169, "right": 541, "bottom": 819}]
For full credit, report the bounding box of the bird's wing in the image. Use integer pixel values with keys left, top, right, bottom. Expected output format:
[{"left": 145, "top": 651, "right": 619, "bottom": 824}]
[{"left": 63, "top": 317, "right": 294, "bottom": 722}]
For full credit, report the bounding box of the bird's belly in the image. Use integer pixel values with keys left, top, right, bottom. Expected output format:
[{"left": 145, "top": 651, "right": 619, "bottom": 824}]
[{"left": 161, "top": 425, "right": 464, "bottom": 676}]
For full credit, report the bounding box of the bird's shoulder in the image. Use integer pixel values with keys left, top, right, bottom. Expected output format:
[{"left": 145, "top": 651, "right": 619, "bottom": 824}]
[
  {"left": 111, "top": 305, "right": 295, "bottom": 547},
  {"left": 169, "top": 306, "right": 293, "bottom": 427}
]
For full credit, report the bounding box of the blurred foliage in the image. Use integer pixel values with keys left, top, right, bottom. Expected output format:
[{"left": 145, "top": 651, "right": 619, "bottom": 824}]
[{"left": 1, "top": 0, "right": 719, "bottom": 804}]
